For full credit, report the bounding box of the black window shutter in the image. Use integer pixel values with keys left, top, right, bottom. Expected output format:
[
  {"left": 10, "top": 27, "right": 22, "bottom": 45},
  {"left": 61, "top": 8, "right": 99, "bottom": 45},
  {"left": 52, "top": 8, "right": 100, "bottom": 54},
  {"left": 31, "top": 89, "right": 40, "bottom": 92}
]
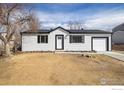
[
  {"left": 37, "top": 35, "right": 40, "bottom": 43},
  {"left": 46, "top": 35, "right": 48, "bottom": 43},
  {"left": 70, "top": 35, "right": 72, "bottom": 43}
]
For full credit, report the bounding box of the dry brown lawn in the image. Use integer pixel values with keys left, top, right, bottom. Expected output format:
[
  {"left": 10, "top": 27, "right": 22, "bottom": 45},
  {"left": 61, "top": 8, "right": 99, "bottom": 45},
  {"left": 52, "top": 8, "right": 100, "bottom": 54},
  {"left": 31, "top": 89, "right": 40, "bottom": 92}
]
[{"left": 0, "top": 53, "right": 124, "bottom": 85}]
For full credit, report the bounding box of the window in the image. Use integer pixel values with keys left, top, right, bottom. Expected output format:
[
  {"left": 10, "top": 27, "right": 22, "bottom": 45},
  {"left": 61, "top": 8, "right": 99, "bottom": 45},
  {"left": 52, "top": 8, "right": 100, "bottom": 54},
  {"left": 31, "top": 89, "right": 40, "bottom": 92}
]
[
  {"left": 70, "top": 35, "right": 84, "bottom": 43},
  {"left": 37, "top": 35, "right": 48, "bottom": 43},
  {"left": 58, "top": 36, "right": 62, "bottom": 39}
]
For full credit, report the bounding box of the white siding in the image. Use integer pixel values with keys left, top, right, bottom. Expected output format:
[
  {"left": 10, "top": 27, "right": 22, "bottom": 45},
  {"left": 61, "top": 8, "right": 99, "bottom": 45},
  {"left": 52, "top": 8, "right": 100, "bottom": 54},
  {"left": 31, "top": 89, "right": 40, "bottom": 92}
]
[
  {"left": 65, "top": 34, "right": 91, "bottom": 51},
  {"left": 22, "top": 34, "right": 50, "bottom": 51},
  {"left": 22, "top": 28, "right": 111, "bottom": 51}
]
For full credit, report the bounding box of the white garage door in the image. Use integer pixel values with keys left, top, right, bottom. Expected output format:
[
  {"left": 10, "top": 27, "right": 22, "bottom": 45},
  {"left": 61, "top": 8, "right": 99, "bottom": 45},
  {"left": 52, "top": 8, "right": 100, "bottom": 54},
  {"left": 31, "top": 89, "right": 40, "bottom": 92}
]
[{"left": 93, "top": 38, "right": 107, "bottom": 51}]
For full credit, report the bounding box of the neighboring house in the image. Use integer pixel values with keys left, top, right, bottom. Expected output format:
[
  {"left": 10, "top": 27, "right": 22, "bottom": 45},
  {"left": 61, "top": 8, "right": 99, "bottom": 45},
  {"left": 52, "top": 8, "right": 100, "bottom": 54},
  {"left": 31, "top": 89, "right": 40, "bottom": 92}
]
[
  {"left": 112, "top": 23, "right": 124, "bottom": 44},
  {"left": 21, "top": 26, "right": 112, "bottom": 52},
  {"left": 112, "top": 31, "right": 124, "bottom": 44}
]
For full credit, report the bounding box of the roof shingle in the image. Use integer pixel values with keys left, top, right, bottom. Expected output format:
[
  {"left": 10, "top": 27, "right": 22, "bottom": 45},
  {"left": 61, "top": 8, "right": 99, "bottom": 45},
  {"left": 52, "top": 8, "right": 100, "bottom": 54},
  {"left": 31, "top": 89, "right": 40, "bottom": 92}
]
[{"left": 21, "top": 26, "right": 112, "bottom": 34}]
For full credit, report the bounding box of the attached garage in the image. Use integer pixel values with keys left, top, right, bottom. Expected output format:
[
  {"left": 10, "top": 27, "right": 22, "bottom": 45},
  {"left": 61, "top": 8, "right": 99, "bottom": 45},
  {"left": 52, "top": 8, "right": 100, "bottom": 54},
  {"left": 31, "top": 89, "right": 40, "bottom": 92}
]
[{"left": 92, "top": 37, "right": 109, "bottom": 51}]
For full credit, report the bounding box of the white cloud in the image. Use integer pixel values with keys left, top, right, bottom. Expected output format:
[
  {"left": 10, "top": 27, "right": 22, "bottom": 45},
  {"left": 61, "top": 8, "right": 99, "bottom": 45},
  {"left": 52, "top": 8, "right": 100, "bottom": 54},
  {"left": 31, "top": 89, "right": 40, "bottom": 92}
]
[
  {"left": 35, "top": 8, "right": 124, "bottom": 31},
  {"left": 85, "top": 8, "right": 124, "bottom": 30},
  {"left": 84, "top": 10, "right": 124, "bottom": 31},
  {"left": 36, "top": 11, "right": 84, "bottom": 23},
  {"left": 37, "top": 12, "right": 87, "bottom": 30}
]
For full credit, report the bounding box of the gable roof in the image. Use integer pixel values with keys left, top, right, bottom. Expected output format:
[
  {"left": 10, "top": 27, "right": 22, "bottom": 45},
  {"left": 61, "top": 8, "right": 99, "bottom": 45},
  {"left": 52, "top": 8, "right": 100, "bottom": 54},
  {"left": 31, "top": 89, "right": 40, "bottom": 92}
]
[
  {"left": 112, "top": 23, "right": 124, "bottom": 32},
  {"left": 21, "top": 26, "right": 112, "bottom": 34},
  {"left": 51, "top": 26, "right": 68, "bottom": 31}
]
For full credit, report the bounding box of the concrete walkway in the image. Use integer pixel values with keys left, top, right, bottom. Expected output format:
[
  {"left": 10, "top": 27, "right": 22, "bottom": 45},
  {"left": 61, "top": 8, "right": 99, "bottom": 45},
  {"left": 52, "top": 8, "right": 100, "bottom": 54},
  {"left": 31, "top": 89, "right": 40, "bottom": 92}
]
[
  {"left": 114, "top": 51, "right": 124, "bottom": 54},
  {"left": 98, "top": 51, "right": 124, "bottom": 62}
]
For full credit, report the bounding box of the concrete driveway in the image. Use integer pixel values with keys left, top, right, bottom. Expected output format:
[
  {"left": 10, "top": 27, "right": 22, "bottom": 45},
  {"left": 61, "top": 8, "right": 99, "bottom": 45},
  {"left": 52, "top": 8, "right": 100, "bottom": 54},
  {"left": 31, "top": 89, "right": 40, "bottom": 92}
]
[{"left": 98, "top": 51, "right": 124, "bottom": 62}]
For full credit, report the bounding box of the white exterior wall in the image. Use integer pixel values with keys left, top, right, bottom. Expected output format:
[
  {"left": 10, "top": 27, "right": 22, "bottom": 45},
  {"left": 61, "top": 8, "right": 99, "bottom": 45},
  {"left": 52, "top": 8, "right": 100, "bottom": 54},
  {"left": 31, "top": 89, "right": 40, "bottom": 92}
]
[
  {"left": 22, "top": 34, "right": 50, "bottom": 51},
  {"left": 22, "top": 28, "right": 111, "bottom": 51},
  {"left": 65, "top": 34, "right": 111, "bottom": 51}
]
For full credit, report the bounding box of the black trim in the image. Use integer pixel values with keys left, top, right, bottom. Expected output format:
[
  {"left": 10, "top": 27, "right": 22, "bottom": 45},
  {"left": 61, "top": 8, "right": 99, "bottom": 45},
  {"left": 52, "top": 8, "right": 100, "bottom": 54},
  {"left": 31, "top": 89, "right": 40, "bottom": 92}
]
[
  {"left": 91, "top": 37, "right": 109, "bottom": 51},
  {"left": 51, "top": 26, "right": 68, "bottom": 32},
  {"left": 46, "top": 35, "right": 48, "bottom": 43},
  {"left": 21, "top": 26, "right": 112, "bottom": 34},
  {"left": 70, "top": 35, "right": 72, "bottom": 43},
  {"left": 69, "top": 32, "right": 112, "bottom": 34},
  {"left": 37, "top": 35, "right": 40, "bottom": 43},
  {"left": 21, "top": 31, "right": 112, "bottom": 34},
  {"left": 55, "top": 35, "right": 64, "bottom": 50},
  {"left": 21, "top": 32, "right": 50, "bottom": 34}
]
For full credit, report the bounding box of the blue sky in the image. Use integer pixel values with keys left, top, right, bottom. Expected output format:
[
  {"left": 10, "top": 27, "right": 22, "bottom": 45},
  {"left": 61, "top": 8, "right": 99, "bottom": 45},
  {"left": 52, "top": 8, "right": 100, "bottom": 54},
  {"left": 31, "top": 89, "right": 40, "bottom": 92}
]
[{"left": 29, "top": 4, "right": 124, "bottom": 31}]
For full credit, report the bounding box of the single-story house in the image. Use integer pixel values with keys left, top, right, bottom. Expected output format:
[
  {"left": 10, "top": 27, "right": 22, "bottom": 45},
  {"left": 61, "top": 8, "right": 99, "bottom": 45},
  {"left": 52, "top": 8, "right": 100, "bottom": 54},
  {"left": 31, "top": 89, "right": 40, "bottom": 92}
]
[
  {"left": 112, "top": 23, "right": 124, "bottom": 44},
  {"left": 21, "top": 27, "right": 112, "bottom": 52}
]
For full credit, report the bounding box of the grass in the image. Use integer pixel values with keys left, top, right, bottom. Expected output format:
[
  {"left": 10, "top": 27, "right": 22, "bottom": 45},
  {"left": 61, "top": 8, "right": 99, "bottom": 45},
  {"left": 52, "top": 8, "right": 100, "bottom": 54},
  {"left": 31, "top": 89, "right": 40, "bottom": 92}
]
[{"left": 0, "top": 53, "right": 124, "bottom": 85}]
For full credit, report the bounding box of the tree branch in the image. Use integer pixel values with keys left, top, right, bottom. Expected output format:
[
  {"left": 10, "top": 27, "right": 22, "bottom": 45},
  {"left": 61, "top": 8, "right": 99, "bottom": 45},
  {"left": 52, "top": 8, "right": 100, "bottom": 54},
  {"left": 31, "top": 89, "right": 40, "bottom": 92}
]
[
  {"left": 6, "top": 4, "right": 18, "bottom": 25},
  {"left": 0, "top": 33, "right": 6, "bottom": 43}
]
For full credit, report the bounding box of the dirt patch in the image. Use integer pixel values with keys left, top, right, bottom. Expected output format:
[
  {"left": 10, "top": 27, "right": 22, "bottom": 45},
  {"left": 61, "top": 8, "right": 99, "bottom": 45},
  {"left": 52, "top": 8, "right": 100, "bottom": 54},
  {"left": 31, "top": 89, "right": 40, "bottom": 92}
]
[
  {"left": 0, "top": 53, "right": 124, "bottom": 85},
  {"left": 112, "top": 44, "right": 124, "bottom": 51}
]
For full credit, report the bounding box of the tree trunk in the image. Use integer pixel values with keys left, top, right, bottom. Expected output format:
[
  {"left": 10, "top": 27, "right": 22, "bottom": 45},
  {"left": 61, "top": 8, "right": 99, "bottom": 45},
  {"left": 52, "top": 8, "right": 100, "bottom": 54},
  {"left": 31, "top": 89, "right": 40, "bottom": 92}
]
[{"left": 4, "top": 43, "right": 11, "bottom": 56}]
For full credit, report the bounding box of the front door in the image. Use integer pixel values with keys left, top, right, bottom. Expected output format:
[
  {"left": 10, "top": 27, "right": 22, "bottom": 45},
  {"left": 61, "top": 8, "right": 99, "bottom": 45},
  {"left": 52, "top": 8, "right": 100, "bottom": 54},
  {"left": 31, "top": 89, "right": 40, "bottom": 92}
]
[{"left": 55, "top": 35, "right": 64, "bottom": 50}]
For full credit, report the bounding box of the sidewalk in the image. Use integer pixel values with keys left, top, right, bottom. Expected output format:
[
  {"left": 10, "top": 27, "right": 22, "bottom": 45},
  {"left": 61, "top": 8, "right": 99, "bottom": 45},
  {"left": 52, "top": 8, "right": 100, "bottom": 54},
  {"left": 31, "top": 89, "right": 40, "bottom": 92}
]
[{"left": 98, "top": 51, "right": 124, "bottom": 62}]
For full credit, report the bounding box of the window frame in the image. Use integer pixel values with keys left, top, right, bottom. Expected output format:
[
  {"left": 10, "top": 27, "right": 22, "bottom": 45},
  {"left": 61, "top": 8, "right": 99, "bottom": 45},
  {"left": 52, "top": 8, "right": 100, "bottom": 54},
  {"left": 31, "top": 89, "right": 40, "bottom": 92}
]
[
  {"left": 37, "top": 35, "right": 48, "bottom": 43},
  {"left": 70, "top": 35, "right": 85, "bottom": 43}
]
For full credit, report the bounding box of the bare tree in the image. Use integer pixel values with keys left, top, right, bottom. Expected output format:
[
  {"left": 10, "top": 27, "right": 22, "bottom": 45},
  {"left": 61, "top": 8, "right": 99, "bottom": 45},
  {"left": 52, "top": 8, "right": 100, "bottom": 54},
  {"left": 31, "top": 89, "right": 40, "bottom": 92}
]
[
  {"left": 68, "top": 21, "right": 83, "bottom": 30},
  {"left": 0, "top": 4, "right": 39, "bottom": 56},
  {"left": 27, "top": 14, "right": 40, "bottom": 32},
  {"left": 14, "top": 11, "right": 41, "bottom": 52}
]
